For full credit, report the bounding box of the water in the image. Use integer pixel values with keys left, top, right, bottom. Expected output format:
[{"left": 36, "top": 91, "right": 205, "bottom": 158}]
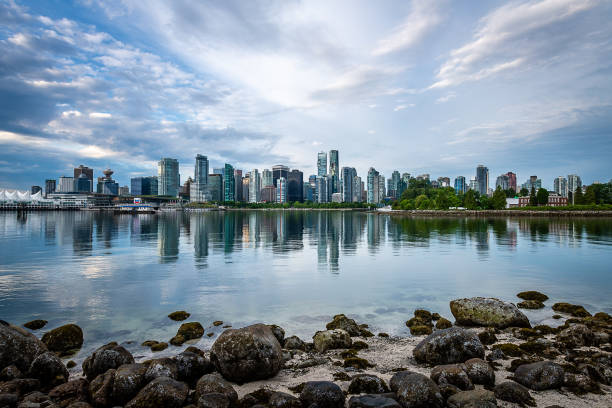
[{"left": 1, "top": 210, "right": 611, "bottom": 361}]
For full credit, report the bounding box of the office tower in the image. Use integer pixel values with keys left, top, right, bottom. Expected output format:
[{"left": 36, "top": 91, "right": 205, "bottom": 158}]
[
  {"left": 454, "top": 176, "right": 467, "bottom": 195},
  {"left": 378, "top": 174, "right": 386, "bottom": 201},
  {"left": 416, "top": 174, "right": 430, "bottom": 181},
  {"left": 223, "top": 164, "right": 235, "bottom": 201},
  {"left": 119, "top": 186, "right": 130, "bottom": 196},
  {"left": 402, "top": 172, "right": 411, "bottom": 185},
  {"left": 190, "top": 154, "right": 209, "bottom": 202},
  {"left": 308, "top": 174, "right": 317, "bottom": 201},
  {"left": 58, "top": 176, "right": 74, "bottom": 193},
  {"left": 506, "top": 172, "right": 517, "bottom": 192},
  {"left": 495, "top": 174, "right": 509, "bottom": 190},
  {"left": 131, "top": 176, "right": 158, "bottom": 196},
  {"left": 287, "top": 169, "right": 303, "bottom": 202},
  {"left": 329, "top": 150, "right": 339, "bottom": 193},
  {"left": 387, "top": 178, "right": 393, "bottom": 197},
  {"left": 31, "top": 186, "right": 42, "bottom": 195},
  {"left": 73, "top": 165, "right": 93, "bottom": 192},
  {"left": 476, "top": 165, "right": 489, "bottom": 196},
  {"left": 554, "top": 176, "right": 568, "bottom": 197},
  {"left": 234, "top": 169, "right": 243, "bottom": 202},
  {"left": 317, "top": 151, "right": 327, "bottom": 177},
  {"left": 75, "top": 173, "right": 92, "bottom": 193},
  {"left": 341, "top": 167, "right": 356, "bottom": 202},
  {"left": 158, "top": 158, "right": 180, "bottom": 197},
  {"left": 353, "top": 176, "right": 363, "bottom": 202},
  {"left": 260, "top": 186, "right": 275, "bottom": 202},
  {"left": 248, "top": 169, "right": 261, "bottom": 203},
  {"left": 97, "top": 169, "right": 119, "bottom": 195},
  {"left": 469, "top": 178, "right": 478, "bottom": 191},
  {"left": 303, "top": 183, "right": 314, "bottom": 202},
  {"left": 389, "top": 171, "right": 401, "bottom": 198},
  {"left": 521, "top": 176, "right": 542, "bottom": 192},
  {"left": 567, "top": 174, "right": 582, "bottom": 195},
  {"left": 208, "top": 174, "right": 223, "bottom": 201},
  {"left": 45, "top": 179, "right": 56, "bottom": 197},
  {"left": 213, "top": 168, "right": 224, "bottom": 176},
  {"left": 276, "top": 177, "right": 287, "bottom": 203},
  {"left": 272, "top": 165, "right": 289, "bottom": 189},
  {"left": 261, "top": 169, "right": 273, "bottom": 187},
  {"left": 437, "top": 177, "right": 450, "bottom": 187},
  {"left": 316, "top": 175, "right": 329, "bottom": 203},
  {"left": 367, "top": 168, "right": 382, "bottom": 204},
  {"left": 242, "top": 174, "right": 250, "bottom": 202}
]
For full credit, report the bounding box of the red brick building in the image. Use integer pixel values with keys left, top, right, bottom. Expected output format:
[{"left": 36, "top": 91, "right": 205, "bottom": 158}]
[{"left": 518, "top": 194, "right": 568, "bottom": 207}]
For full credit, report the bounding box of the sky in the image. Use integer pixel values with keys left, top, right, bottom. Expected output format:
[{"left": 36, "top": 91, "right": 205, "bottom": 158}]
[{"left": 1, "top": 0, "right": 611, "bottom": 190}]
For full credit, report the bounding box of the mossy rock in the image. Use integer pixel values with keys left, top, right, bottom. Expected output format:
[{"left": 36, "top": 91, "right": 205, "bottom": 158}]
[
  {"left": 518, "top": 341, "right": 547, "bottom": 355},
  {"left": 508, "top": 358, "right": 542, "bottom": 372},
  {"left": 207, "top": 333, "right": 214, "bottom": 337},
  {"left": 533, "top": 325, "right": 558, "bottom": 335},
  {"left": 478, "top": 328, "right": 498, "bottom": 345},
  {"left": 517, "top": 300, "right": 545, "bottom": 309},
  {"left": 414, "top": 309, "right": 432, "bottom": 321},
  {"left": 141, "top": 340, "right": 158, "bottom": 347},
  {"left": 360, "top": 328, "right": 375, "bottom": 338},
  {"left": 41, "top": 324, "right": 83, "bottom": 354},
  {"left": 552, "top": 303, "right": 591, "bottom": 318},
  {"left": 341, "top": 349, "right": 358, "bottom": 359},
  {"left": 435, "top": 318, "right": 452, "bottom": 329},
  {"left": 151, "top": 342, "right": 168, "bottom": 352},
  {"left": 333, "top": 372, "right": 352, "bottom": 381},
  {"left": 66, "top": 360, "right": 76, "bottom": 368},
  {"left": 378, "top": 332, "right": 389, "bottom": 338},
  {"left": 516, "top": 291, "right": 549, "bottom": 302},
  {"left": 213, "top": 321, "right": 223, "bottom": 326},
  {"left": 343, "top": 357, "right": 374, "bottom": 369},
  {"left": 492, "top": 343, "right": 523, "bottom": 357},
  {"left": 352, "top": 341, "right": 369, "bottom": 350},
  {"left": 170, "top": 335, "right": 186, "bottom": 346},
  {"left": 592, "top": 312, "right": 611, "bottom": 323},
  {"left": 23, "top": 320, "right": 47, "bottom": 330},
  {"left": 168, "top": 311, "right": 190, "bottom": 321},
  {"left": 516, "top": 328, "right": 540, "bottom": 339},
  {"left": 432, "top": 313, "right": 441, "bottom": 320},
  {"left": 406, "top": 317, "right": 432, "bottom": 328},
  {"left": 552, "top": 314, "right": 562, "bottom": 319},
  {"left": 409, "top": 325, "right": 432, "bottom": 335},
  {"left": 177, "top": 322, "right": 204, "bottom": 339}
]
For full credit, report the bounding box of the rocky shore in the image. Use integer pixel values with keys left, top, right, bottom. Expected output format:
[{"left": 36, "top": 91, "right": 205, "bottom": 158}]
[
  {"left": 1, "top": 293, "right": 610, "bottom": 407},
  {"left": 382, "top": 209, "right": 612, "bottom": 217}
]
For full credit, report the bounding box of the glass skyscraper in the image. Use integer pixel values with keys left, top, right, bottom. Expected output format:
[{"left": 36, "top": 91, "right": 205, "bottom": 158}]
[
  {"left": 454, "top": 176, "right": 467, "bottom": 195},
  {"left": 190, "top": 154, "right": 209, "bottom": 202},
  {"left": 329, "top": 150, "right": 339, "bottom": 194},
  {"left": 223, "top": 164, "right": 235, "bottom": 201},
  {"left": 317, "top": 151, "right": 327, "bottom": 177},
  {"left": 476, "top": 165, "right": 489, "bottom": 196},
  {"left": 158, "top": 158, "right": 180, "bottom": 197}
]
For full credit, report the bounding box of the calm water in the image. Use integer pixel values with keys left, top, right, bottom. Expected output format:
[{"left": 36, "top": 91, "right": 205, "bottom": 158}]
[{"left": 1, "top": 211, "right": 611, "bottom": 361}]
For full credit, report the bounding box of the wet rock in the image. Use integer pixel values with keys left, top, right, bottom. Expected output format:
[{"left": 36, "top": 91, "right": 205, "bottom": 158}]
[
  {"left": 0, "top": 365, "right": 22, "bottom": 381},
  {"left": 486, "top": 348, "right": 505, "bottom": 362},
  {"left": 144, "top": 357, "right": 178, "bottom": 382},
  {"left": 450, "top": 297, "right": 530, "bottom": 329},
  {"left": 66, "top": 361, "right": 76, "bottom": 369},
  {"left": 563, "top": 372, "right": 601, "bottom": 395},
  {"left": 300, "top": 381, "right": 344, "bottom": 408},
  {"left": 464, "top": 358, "right": 495, "bottom": 386},
  {"left": 408, "top": 326, "right": 432, "bottom": 336},
  {"left": 210, "top": 323, "right": 283, "bottom": 383},
  {"left": 82, "top": 342, "right": 134, "bottom": 381},
  {"left": 491, "top": 343, "right": 522, "bottom": 358},
  {"left": 150, "top": 342, "right": 168, "bottom": 352},
  {"left": 352, "top": 341, "right": 369, "bottom": 350},
  {"left": 20, "top": 390, "right": 49, "bottom": 403},
  {"left": 268, "top": 325, "right": 286, "bottom": 345},
  {"left": 313, "top": 329, "right": 352, "bottom": 353},
  {"left": 194, "top": 373, "right": 238, "bottom": 406},
  {"left": 378, "top": 333, "right": 389, "bottom": 338},
  {"left": 513, "top": 361, "right": 564, "bottom": 390},
  {"left": 414, "top": 310, "right": 432, "bottom": 321},
  {"left": 556, "top": 324, "right": 594, "bottom": 348},
  {"left": 239, "top": 387, "right": 273, "bottom": 407},
  {"left": 24, "top": 320, "right": 48, "bottom": 331},
  {"left": 516, "top": 291, "right": 548, "bottom": 302},
  {"left": 435, "top": 318, "right": 452, "bottom": 330},
  {"left": 41, "top": 325, "right": 83, "bottom": 355},
  {"left": 213, "top": 321, "right": 224, "bottom": 327},
  {"left": 446, "top": 389, "right": 496, "bottom": 408},
  {"left": 174, "top": 351, "right": 213, "bottom": 385},
  {"left": 478, "top": 328, "right": 497, "bottom": 346},
  {"left": 198, "top": 392, "right": 231, "bottom": 408},
  {"left": 112, "top": 363, "right": 147, "bottom": 406},
  {"left": 413, "top": 327, "right": 485, "bottom": 365},
  {"left": 48, "top": 378, "right": 89, "bottom": 407},
  {"left": 170, "top": 322, "right": 204, "bottom": 346},
  {"left": 168, "top": 311, "right": 190, "bottom": 321},
  {"left": 438, "top": 383, "right": 460, "bottom": 400},
  {"left": 268, "top": 391, "right": 302, "bottom": 408},
  {"left": 66, "top": 403, "right": 92, "bottom": 408},
  {"left": 125, "top": 376, "right": 188, "bottom": 408},
  {"left": 389, "top": 371, "right": 443, "bottom": 408},
  {"left": 284, "top": 336, "right": 306, "bottom": 351},
  {"left": 29, "top": 352, "right": 69, "bottom": 389},
  {"left": 348, "top": 395, "right": 400, "bottom": 408},
  {"left": 185, "top": 346, "right": 206, "bottom": 357},
  {"left": 517, "top": 301, "right": 545, "bottom": 310},
  {"left": 494, "top": 381, "right": 535, "bottom": 407},
  {"left": 430, "top": 364, "right": 473, "bottom": 390},
  {"left": 343, "top": 357, "right": 374, "bottom": 370},
  {"left": 0, "top": 393, "right": 18, "bottom": 407},
  {"left": 326, "top": 315, "right": 361, "bottom": 337},
  {"left": 0, "top": 379, "right": 40, "bottom": 398},
  {"left": 348, "top": 374, "right": 389, "bottom": 394},
  {"left": 0, "top": 322, "right": 48, "bottom": 373},
  {"left": 89, "top": 368, "right": 115, "bottom": 408},
  {"left": 551, "top": 303, "right": 591, "bottom": 318}
]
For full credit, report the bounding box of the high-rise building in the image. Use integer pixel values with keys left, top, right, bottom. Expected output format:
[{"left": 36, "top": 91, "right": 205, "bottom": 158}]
[
  {"left": 308, "top": 175, "right": 317, "bottom": 201},
  {"left": 454, "top": 176, "right": 467, "bottom": 194},
  {"left": 495, "top": 174, "right": 509, "bottom": 191},
  {"left": 303, "top": 183, "right": 314, "bottom": 202},
  {"left": 353, "top": 176, "right": 363, "bottom": 202},
  {"left": 119, "top": 186, "right": 130, "bottom": 196},
  {"left": 476, "top": 165, "right": 489, "bottom": 196},
  {"left": 437, "top": 177, "right": 450, "bottom": 187},
  {"left": 272, "top": 165, "right": 289, "bottom": 190},
  {"left": 261, "top": 186, "right": 275, "bottom": 202},
  {"left": 341, "top": 167, "right": 356, "bottom": 202},
  {"left": 242, "top": 174, "right": 250, "bottom": 202},
  {"left": 554, "top": 176, "right": 568, "bottom": 197},
  {"left": 158, "top": 158, "right": 180, "bottom": 197},
  {"left": 190, "top": 154, "right": 209, "bottom": 202},
  {"left": 73, "top": 165, "right": 93, "bottom": 192},
  {"left": 31, "top": 186, "right": 42, "bottom": 195},
  {"left": 521, "top": 176, "right": 542, "bottom": 192},
  {"left": 506, "top": 172, "right": 517, "bottom": 192},
  {"left": 567, "top": 174, "right": 582, "bottom": 196},
  {"left": 329, "top": 150, "right": 339, "bottom": 194},
  {"left": 261, "top": 169, "right": 273, "bottom": 187},
  {"left": 317, "top": 151, "right": 327, "bottom": 177},
  {"left": 234, "top": 169, "right": 243, "bottom": 202},
  {"left": 223, "top": 164, "right": 235, "bottom": 201},
  {"left": 208, "top": 174, "right": 223, "bottom": 201},
  {"left": 131, "top": 176, "right": 158, "bottom": 195},
  {"left": 316, "top": 175, "right": 329, "bottom": 203},
  {"left": 97, "top": 169, "right": 119, "bottom": 195},
  {"left": 389, "top": 171, "right": 401, "bottom": 198},
  {"left": 367, "top": 168, "right": 382, "bottom": 204},
  {"left": 58, "top": 176, "right": 74, "bottom": 193},
  {"left": 287, "top": 169, "right": 303, "bottom": 202},
  {"left": 469, "top": 178, "right": 478, "bottom": 191},
  {"left": 402, "top": 173, "right": 411, "bottom": 185},
  {"left": 276, "top": 177, "right": 287, "bottom": 203},
  {"left": 75, "top": 173, "right": 92, "bottom": 193},
  {"left": 45, "top": 179, "right": 56, "bottom": 197},
  {"left": 248, "top": 169, "right": 261, "bottom": 203}
]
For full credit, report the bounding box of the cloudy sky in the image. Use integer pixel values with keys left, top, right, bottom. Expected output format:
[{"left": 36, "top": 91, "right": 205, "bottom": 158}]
[{"left": 1, "top": 0, "right": 611, "bottom": 190}]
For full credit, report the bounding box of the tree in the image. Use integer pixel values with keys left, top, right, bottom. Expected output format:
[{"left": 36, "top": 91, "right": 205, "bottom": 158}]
[
  {"left": 574, "top": 186, "right": 584, "bottom": 205},
  {"left": 492, "top": 186, "right": 507, "bottom": 210},
  {"left": 536, "top": 188, "right": 549, "bottom": 206},
  {"left": 529, "top": 186, "right": 537, "bottom": 206},
  {"left": 435, "top": 190, "right": 450, "bottom": 210},
  {"left": 505, "top": 188, "right": 516, "bottom": 198},
  {"left": 415, "top": 194, "right": 430, "bottom": 210},
  {"left": 479, "top": 195, "right": 491, "bottom": 210},
  {"left": 463, "top": 190, "right": 477, "bottom": 210},
  {"left": 584, "top": 185, "right": 597, "bottom": 204},
  {"left": 520, "top": 187, "right": 529, "bottom": 197}
]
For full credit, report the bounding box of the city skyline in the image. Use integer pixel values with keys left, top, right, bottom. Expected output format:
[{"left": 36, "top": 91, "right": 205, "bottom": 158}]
[{"left": 1, "top": 1, "right": 612, "bottom": 189}]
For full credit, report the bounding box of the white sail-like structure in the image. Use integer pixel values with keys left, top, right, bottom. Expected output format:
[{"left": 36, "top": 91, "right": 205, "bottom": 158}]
[{"left": 0, "top": 189, "right": 51, "bottom": 203}]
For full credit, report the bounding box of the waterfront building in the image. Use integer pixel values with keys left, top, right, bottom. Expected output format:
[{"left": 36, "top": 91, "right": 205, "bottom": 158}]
[
  {"left": 213, "top": 168, "right": 224, "bottom": 176},
  {"left": 303, "top": 183, "right": 314, "bottom": 202},
  {"left": 506, "top": 172, "right": 517, "bottom": 192},
  {"left": 288, "top": 169, "right": 303, "bottom": 202},
  {"left": 189, "top": 154, "right": 209, "bottom": 202},
  {"left": 262, "top": 169, "right": 273, "bottom": 187},
  {"left": 402, "top": 173, "right": 411, "bottom": 185},
  {"left": 180, "top": 177, "right": 192, "bottom": 200},
  {"left": 317, "top": 151, "right": 327, "bottom": 176},
  {"left": 248, "top": 169, "right": 261, "bottom": 203},
  {"left": 75, "top": 173, "right": 92, "bottom": 193},
  {"left": 45, "top": 179, "right": 56, "bottom": 197},
  {"left": 97, "top": 169, "right": 119, "bottom": 195},
  {"left": 353, "top": 176, "right": 363, "bottom": 202},
  {"left": 31, "top": 185, "right": 42, "bottom": 195},
  {"left": 316, "top": 175, "right": 329, "bottom": 203},
  {"left": 389, "top": 171, "right": 401, "bottom": 198},
  {"left": 223, "top": 164, "right": 235, "bottom": 201},
  {"left": 131, "top": 176, "right": 158, "bottom": 196},
  {"left": 208, "top": 174, "right": 223, "bottom": 201},
  {"left": 73, "top": 165, "right": 94, "bottom": 192},
  {"left": 521, "top": 176, "right": 542, "bottom": 192},
  {"left": 554, "top": 176, "right": 568, "bottom": 197},
  {"left": 367, "top": 168, "right": 385, "bottom": 204},
  {"left": 329, "top": 150, "right": 339, "bottom": 194},
  {"left": 496, "top": 174, "right": 510, "bottom": 191},
  {"left": 308, "top": 175, "right": 317, "bottom": 201},
  {"left": 568, "top": 174, "right": 582, "bottom": 196},
  {"left": 58, "top": 176, "right": 74, "bottom": 193},
  {"left": 158, "top": 158, "right": 180, "bottom": 197},
  {"left": 469, "top": 178, "right": 478, "bottom": 192},
  {"left": 272, "top": 165, "right": 289, "bottom": 190},
  {"left": 119, "top": 186, "right": 130, "bottom": 196},
  {"left": 437, "top": 176, "right": 450, "bottom": 188},
  {"left": 518, "top": 194, "right": 567, "bottom": 207},
  {"left": 331, "top": 193, "right": 342, "bottom": 203},
  {"left": 341, "top": 167, "right": 356, "bottom": 202},
  {"left": 261, "top": 186, "right": 275, "bottom": 203},
  {"left": 276, "top": 177, "right": 287, "bottom": 203},
  {"left": 242, "top": 174, "right": 250, "bottom": 202},
  {"left": 454, "top": 176, "right": 467, "bottom": 194},
  {"left": 476, "top": 165, "right": 489, "bottom": 196},
  {"left": 234, "top": 169, "right": 243, "bottom": 202}
]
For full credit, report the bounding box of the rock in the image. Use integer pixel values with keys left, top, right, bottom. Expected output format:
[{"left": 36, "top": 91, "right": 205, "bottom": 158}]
[
  {"left": 413, "top": 327, "right": 485, "bottom": 365},
  {"left": 491, "top": 343, "right": 522, "bottom": 357},
  {"left": 300, "top": 381, "right": 344, "bottom": 408},
  {"left": 414, "top": 310, "right": 432, "bottom": 321},
  {"left": 213, "top": 321, "right": 223, "bottom": 326},
  {"left": 284, "top": 336, "right": 307, "bottom": 351},
  {"left": 0, "top": 393, "right": 18, "bottom": 407},
  {"left": 67, "top": 403, "right": 92, "bottom": 408},
  {"left": 194, "top": 373, "right": 238, "bottom": 406},
  {"left": 41, "top": 324, "right": 83, "bottom": 355},
  {"left": 239, "top": 387, "right": 273, "bottom": 407},
  {"left": 168, "top": 311, "right": 190, "bottom": 321},
  {"left": 268, "top": 325, "right": 286, "bottom": 345},
  {"left": 343, "top": 357, "right": 373, "bottom": 369},
  {"left": 0, "top": 379, "right": 40, "bottom": 397},
  {"left": 378, "top": 333, "right": 389, "bottom": 338},
  {"left": 438, "top": 383, "right": 461, "bottom": 400},
  {"left": 144, "top": 357, "right": 178, "bottom": 382},
  {"left": 185, "top": 346, "right": 206, "bottom": 357},
  {"left": 352, "top": 341, "right": 369, "bottom": 350},
  {"left": 268, "top": 391, "right": 302, "bottom": 408},
  {"left": 556, "top": 324, "right": 594, "bottom": 348},
  {"left": 326, "top": 314, "right": 361, "bottom": 337},
  {"left": 20, "top": 390, "right": 49, "bottom": 403},
  {"left": 66, "top": 361, "right": 76, "bottom": 369},
  {"left": 486, "top": 348, "right": 505, "bottom": 362},
  {"left": 312, "top": 329, "right": 352, "bottom": 353},
  {"left": 463, "top": 358, "right": 495, "bottom": 386},
  {"left": 446, "top": 389, "right": 497, "bottom": 408},
  {"left": 513, "top": 361, "right": 564, "bottom": 390},
  {"left": 435, "top": 318, "right": 452, "bottom": 330},
  {"left": 348, "top": 374, "right": 389, "bottom": 394},
  {"left": 517, "top": 301, "right": 545, "bottom": 310},
  {"left": 210, "top": 323, "right": 283, "bottom": 383},
  {"left": 0, "top": 365, "right": 22, "bottom": 381},
  {"left": 48, "top": 378, "right": 89, "bottom": 407},
  {"left": 23, "top": 320, "right": 48, "bottom": 331},
  {"left": 150, "top": 342, "right": 168, "bottom": 352},
  {"left": 551, "top": 303, "right": 591, "bottom": 317},
  {"left": 125, "top": 376, "right": 188, "bottom": 408},
  {"left": 478, "top": 328, "right": 497, "bottom": 346},
  {"left": 29, "top": 352, "right": 69, "bottom": 389},
  {"left": 430, "top": 364, "right": 473, "bottom": 390},
  {"left": 170, "top": 322, "right": 204, "bottom": 346},
  {"left": 174, "top": 352, "right": 213, "bottom": 385},
  {"left": 81, "top": 342, "right": 134, "bottom": 381},
  {"left": 516, "top": 291, "right": 548, "bottom": 302},
  {"left": 409, "top": 326, "right": 432, "bottom": 336},
  {"left": 0, "top": 321, "right": 48, "bottom": 373},
  {"left": 348, "top": 395, "right": 400, "bottom": 408},
  {"left": 89, "top": 368, "right": 115, "bottom": 408},
  {"left": 450, "top": 297, "right": 530, "bottom": 329},
  {"left": 112, "top": 363, "right": 147, "bottom": 406},
  {"left": 494, "top": 381, "right": 535, "bottom": 407},
  {"left": 389, "top": 371, "right": 443, "bottom": 408},
  {"left": 198, "top": 392, "right": 231, "bottom": 408},
  {"left": 563, "top": 372, "right": 601, "bottom": 394}
]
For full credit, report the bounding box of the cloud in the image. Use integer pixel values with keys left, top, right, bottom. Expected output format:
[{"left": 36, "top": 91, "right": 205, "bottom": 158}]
[
  {"left": 436, "top": 93, "right": 456, "bottom": 103},
  {"left": 89, "top": 112, "right": 111, "bottom": 119},
  {"left": 393, "top": 104, "right": 414, "bottom": 111}
]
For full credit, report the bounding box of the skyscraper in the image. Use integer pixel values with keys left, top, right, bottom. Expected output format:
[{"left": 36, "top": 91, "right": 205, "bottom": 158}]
[
  {"left": 341, "top": 167, "right": 356, "bottom": 203},
  {"left": 208, "top": 174, "right": 223, "bottom": 201},
  {"left": 287, "top": 169, "right": 303, "bottom": 202},
  {"left": 317, "top": 151, "right": 327, "bottom": 177},
  {"left": 276, "top": 177, "right": 287, "bottom": 203},
  {"left": 261, "top": 169, "right": 273, "bottom": 187},
  {"left": 45, "top": 179, "right": 56, "bottom": 197},
  {"left": 476, "top": 165, "right": 489, "bottom": 196},
  {"left": 554, "top": 176, "right": 568, "bottom": 197},
  {"left": 190, "top": 154, "right": 209, "bottom": 202},
  {"left": 223, "top": 164, "right": 235, "bottom": 201},
  {"left": 353, "top": 176, "right": 363, "bottom": 202},
  {"left": 567, "top": 174, "right": 582, "bottom": 196},
  {"left": 58, "top": 176, "right": 74, "bottom": 193},
  {"left": 329, "top": 150, "right": 339, "bottom": 194},
  {"left": 158, "top": 158, "right": 180, "bottom": 197},
  {"left": 316, "top": 175, "right": 329, "bottom": 203},
  {"left": 74, "top": 165, "right": 93, "bottom": 192},
  {"left": 367, "top": 168, "right": 381, "bottom": 204},
  {"left": 454, "top": 176, "right": 467, "bottom": 195},
  {"left": 97, "top": 169, "right": 119, "bottom": 195},
  {"left": 390, "top": 170, "right": 401, "bottom": 198},
  {"left": 495, "top": 174, "right": 509, "bottom": 191},
  {"left": 272, "top": 165, "right": 289, "bottom": 189},
  {"left": 234, "top": 169, "right": 243, "bottom": 202},
  {"left": 506, "top": 172, "right": 517, "bottom": 192},
  {"left": 131, "top": 176, "right": 158, "bottom": 195},
  {"left": 242, "top": 174, "right": 250, "bottom": 202},
  {"left": 75, "top": 173, "right": 92, "bottom": 193},
  {"left": 249, "top": 169, "right": 261, "bottom": 203},
  {"left": 521, "top": 176, "right": 542, "bottom": 192}
]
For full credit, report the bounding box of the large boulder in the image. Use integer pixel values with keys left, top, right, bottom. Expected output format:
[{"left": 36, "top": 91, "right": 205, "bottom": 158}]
[
  {"left": 283, "top": 336, "right": 306, "bottom": 351},
  {"left": 41, "top": 324, "right": 83, "bottom": 355},
  {"left": 413, "top": 327, "right": 484, "bottom": 365},
  {"left": 89, "top": 368, "right": 116, "bottom": 407},
  {"left": 430, "top": 364, "right": 473, "bottom": 390},
  {"left": 0, "top": 378, "right": 40, "bottom": 398},
  {"left": 82, "top": 342, "right": 134, "bottom": 381},
  {"left": 494, "top": 381, "right": 535, "bottom": 407},
  {"left": 210, "top": 324, "right": 283, "bottom": 383},
  {"left": 300, "top": 381, "right": 344, "bottom": 408},
  {"left": 198, "top": 392, "right": 232, "bottom": 408},
  {"left": 348, "top": 374, "right": 389, "bottom": 394},
  {"left": 170, "top": 322, "right": 204, "bottom": 346},
  {"left": 446, "top": 389, "right": 497, "bottom": 408},
  {"left": 348, "top": 395, "right": 401, "bottom": 408},
  {"left": 312, "top": 329, "right": 352, "bottom": 353},
  {"left": 450, "top": 298, "right": 530, "bottom": 329},
  {"left": 125, "top": 376, "right": 188, "bottom": 408},
  {"left": 48, "top": 378, "right": 89, "bottom": 407},
  {"left": 513, "top": 361, "right": 564, "bottom": 390},
  {"left": 0, "top": 321, "right": 48, "bottom": 373},
  {"left": 174, "top": 351, "right": 214, "bottom": 385},
  {"left": 326, "top": 314, "right": 361, "bottom": 336},
  {"left": 112, "top": 363, "right": 148, "bottom": 406},
  {"left": 195, "top": 373, "right": 238, "bottom": 404},
  {"left": 144, "top": 357, "right": 178, "bottom": 382},
  {"left": 269, "top": 391, "right": 302, "bottom": 408},
  {"left": 463, "top": 358, "right": 495, "bottom": 386},
  {"left": 29, "top": 351, "right": 69, "bottom": 389},
  {"left": 389, "top": 371, "right": 443, "bottom": 408},
  {"left": 556, "top": 324, "right": 594, "bottom": 348}
]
